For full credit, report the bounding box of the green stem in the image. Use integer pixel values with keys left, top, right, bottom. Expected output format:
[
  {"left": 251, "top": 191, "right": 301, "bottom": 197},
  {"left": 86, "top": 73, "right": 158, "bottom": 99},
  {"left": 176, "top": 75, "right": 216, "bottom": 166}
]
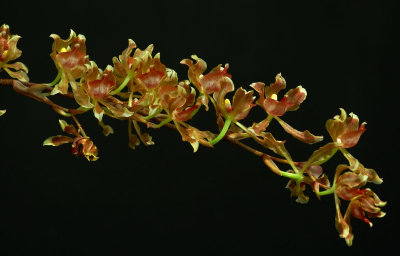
[
  {"left": 110, "top": 71, "right": 134, "bottom": 95},
  {"left": 300, "top": 147, "right": 339, "bottom": 173},
  {"left": 210, "top": 118, "right": 232, "bottom": 145},
  {"left": 317, "top": 185, "right": 336, "bottom": 196},
  {"left": 47, "top": 71, "right": 61, "bottom": 87},
  {"left": 280, "top": 170, "right": 303, "bottom": 181},
  {"left": 143, "top": 108, "right": 162, "bottom": 120},
  {"left": 153, "top": 117, "right": 172, "bottom": 128}
]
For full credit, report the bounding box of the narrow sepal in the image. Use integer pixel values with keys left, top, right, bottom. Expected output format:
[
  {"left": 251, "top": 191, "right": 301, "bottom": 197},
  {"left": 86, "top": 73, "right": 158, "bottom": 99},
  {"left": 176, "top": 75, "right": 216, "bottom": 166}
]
[
  {"left": 276, "top": 118, "right": 323, "bottom": 144},
  {"left": 43, "top": 135, "right": 74, "bottom": 146},
  {"left": 3, "top": 62, "right": 29, "bottom": 81},
  {"left": 58, "top": 119, "right": 79, "bottom": 136},
  {"left": 306, "top": 142, "right": 338, "bottom": 166},
  {"left": 259, "top": 132, "right": 289, "bottom": 158}
]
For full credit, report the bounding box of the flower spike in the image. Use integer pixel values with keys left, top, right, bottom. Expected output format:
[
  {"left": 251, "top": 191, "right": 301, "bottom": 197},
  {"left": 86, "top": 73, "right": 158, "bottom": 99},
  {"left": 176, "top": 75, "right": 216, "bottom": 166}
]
[{"left": 0, "top": 26, "right": 386, "bottom": 247}]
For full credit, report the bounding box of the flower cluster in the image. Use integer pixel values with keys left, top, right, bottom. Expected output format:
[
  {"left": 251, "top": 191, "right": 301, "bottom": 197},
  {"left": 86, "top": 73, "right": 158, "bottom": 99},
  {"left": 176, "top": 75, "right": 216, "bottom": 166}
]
[
  {"left": 0, "top": 24, "right": 385, "bottom": 247},
  {"left": 0, "top": 24, "right": 28, "bottom": 81}
]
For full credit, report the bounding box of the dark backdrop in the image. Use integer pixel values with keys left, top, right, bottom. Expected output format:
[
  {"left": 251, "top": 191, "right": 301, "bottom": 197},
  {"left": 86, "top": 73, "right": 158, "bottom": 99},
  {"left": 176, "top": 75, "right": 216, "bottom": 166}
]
[{"left": 1, "top": 0, "right": 398, "bottom": 255}]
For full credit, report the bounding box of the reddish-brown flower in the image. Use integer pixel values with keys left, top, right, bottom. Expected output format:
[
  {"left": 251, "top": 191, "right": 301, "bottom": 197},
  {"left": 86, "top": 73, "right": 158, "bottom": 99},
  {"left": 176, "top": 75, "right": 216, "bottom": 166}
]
[
  {"left": 84, "top": 62, "right": 116, "bottom": 101},
  {"left": 112, "top": 39, "right": 137, "bottom": 82},
  {"left": 80, "top": 61, "right": 126, "bottom": 121},
  {"left": 336, "top": 172, "right": 386, "bottom": 223},
  {"left": 157, "top": 79, "right": 197, "bottom": 122},
  {"left": 181, "top": 55, "right": 231, "bottom": 110},
  {"left": 135, "top": 53, "right": 167, "bottom": 91},
  {"left": 50, "top": 29, "right": 89, "bottom": 95},
  {"left": 251, "top": 73, "right": 307, "bottom": 117},
  {"left": 326, "top": 108, "right": 366, "bottom": 148},
  {"left": 0, "top": 24, "right": 29, "bottom": 81},
  {"left": 43, "top": 119, "right": 99, "bottom": 161},
  {"left": 213, "top": 77, "right": 255, "bottom": 121},
  {"left": 334, "top": 167, "right": 386, "bottom": 246}
]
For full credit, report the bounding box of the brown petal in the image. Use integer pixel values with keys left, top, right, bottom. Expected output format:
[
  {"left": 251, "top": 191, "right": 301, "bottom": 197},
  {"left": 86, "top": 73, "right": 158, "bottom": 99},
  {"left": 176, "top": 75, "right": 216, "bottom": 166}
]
[
  {"left": 58, "top": 119, "right": 79, "bottom": 136},
  {"left": 174, "top": 105, "right": 198, "bottom": 122},
  {"left": 265, "top": 73, "right": 286, "bottom": 98},
  {"left": 349, "top": 200, "right": 373, "bottom": 227},
  {"left": 200, "top": 63, "right": 231, "bottom": 94},
  {"left": 284, "top": 86, "right": 307, "bottom": 112},
  {"left": 71, "top": 81, "right": 93, "bottom": 108},
  {"left": 86, "top": 65, "right": 116, "bottom": 100},
  {"left": 51, "top": 72, "right": 69, "bottom": 95},
  {"left": 259, "top": 132, "right": 290, "bottom": 158},
  {"left": 326, "top": 108, "right": 347, "bottom": 143},
  {"left": 101, "top": 97, "right": 134, "bottom": 118},
  {"left": 335, "top": 208, "right": 354, "bottom": 246},
  {"left": 71, "top": 137, "right": 99, "bottom": 161},
  {"left": 81, "top": 138, "right": 99, "bottom": 161},
  {"left": 336, "top": 186, "right": 363, "bottom": 201},
  {"left": 263, "top": 98, "right": 289, "bottom": 116},
  {"left": 3, "top": 34, "right": 22, "bottom": 62},
  {"left": 137, "top": 68, "right": 165, "bottom": 89},
  {"left": 344, "top": 152, "right": 383, "bottom": 184},
  {"left": 250, "top": 118, "right": 271, "bottom": 135},
  {"left": 180, "top": 55, "right": 207, "bottom": 92},
  {"left": 213, "top": 76, "right": 235, "bottom": 115},
  {"left": 175, "top": 123, "right": 214, "bottom": 152},
  {"left": 43, "top": 135, "right": 74, "bottom": 146},
  {"left": 337, "top": 172, "right": 368, "bottom": 188},
  {"left": 249, "top": 82, "right": 265, "bottom": 106},
  {"left": 229, "top": 87, "right": 254, "bottom": 121},
  {"left": 340, "top": 122, "right": 366, "bottom": 148},
  {"left": 276, "top": 118, "right": 323, "bottom": 144},
  {"left": 93, "top": 102, "right": 104, "bottom": 121},
  {"left": 3, "top": 67, "right": 29, "bottom": 82},
  {"left": 364, "top": 188, "right": 387, "bottom": 207},
  {"left": 112, "top": 39, "right": 137, "bottom": 78},
  {"left": 128, "top": 133, "right": 140, "bottom": 150},
  {"left": 3, "top": 61, "right": 29, "bottom": 82}
]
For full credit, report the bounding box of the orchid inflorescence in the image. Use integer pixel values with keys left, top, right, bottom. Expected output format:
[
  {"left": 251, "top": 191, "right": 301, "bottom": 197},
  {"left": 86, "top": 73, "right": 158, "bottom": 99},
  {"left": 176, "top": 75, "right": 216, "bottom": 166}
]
[{"left": 0, "top": 24, "right": 386, "bottom": 246}]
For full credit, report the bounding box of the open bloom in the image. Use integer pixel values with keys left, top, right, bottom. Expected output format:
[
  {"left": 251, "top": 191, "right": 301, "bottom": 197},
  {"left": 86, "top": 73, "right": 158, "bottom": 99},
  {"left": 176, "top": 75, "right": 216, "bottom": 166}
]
[
  {"left": 326, "top": 108, "right": 366, "bottom": 148},
  {"left": 112, "top": 39, "right": 137, "bottom": 83},
  {"left": 336, "top": 172, "right": 386, "bottom": 224},
  {"left": 334, "top": 167, "right": 386, "bottom": 246},
  {"left": 157, "top": 79, "right": 198, "bottom": 122},
  {"left": 250, "top": 73, "right": 307, "bottom": 116},
  {"left": 0, "top": 24, "right": 29, "bottom": 81},
  {"left": 213, "top": 76, "right": 255, "bottom": 121},
  {"left": 181, "top": 55, "right": 231, "bottom": 110},
  {"left": 50, "top": 29, "right": 89, "bottom": 95},
  {"left": 80, "top": 61, "right": 122, "bottom": 121}
]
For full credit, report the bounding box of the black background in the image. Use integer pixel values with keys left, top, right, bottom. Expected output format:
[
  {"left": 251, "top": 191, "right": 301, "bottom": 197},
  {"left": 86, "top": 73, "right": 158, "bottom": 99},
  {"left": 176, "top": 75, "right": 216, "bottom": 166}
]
[{"left": 1, "top": 0, "right": 398, "bottom": 255}]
